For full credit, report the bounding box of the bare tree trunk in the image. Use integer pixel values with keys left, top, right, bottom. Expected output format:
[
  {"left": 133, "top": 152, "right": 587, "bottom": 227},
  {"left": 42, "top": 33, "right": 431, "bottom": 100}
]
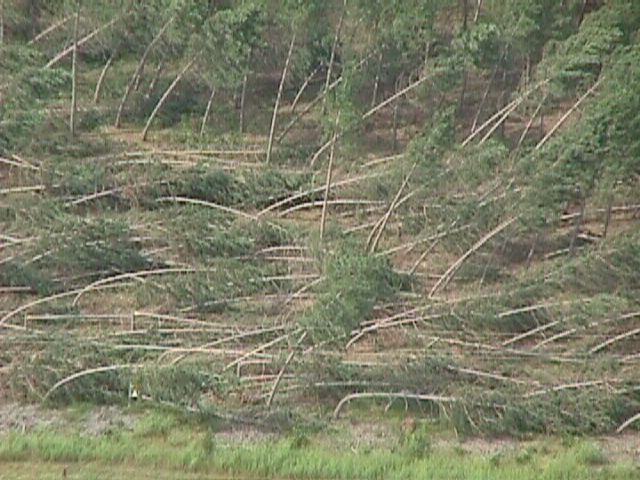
[
  {"left": 239, "top": 73, "right": 248, "bottom": 134},
  {"left": 266, "top": 33, "right": 296, "bottom": 164},
  {"left": 70, "top": 2, "right": 80, "bottom": 139},
  {"left": 514, "top": 94, "right": 546, "bottom": 153},
  {"left": 320, "top": 112, "right": 340, "bottom": 240},
  {"left": 200, "top": 85, "right": 216, "bottom": 138},
  {"left": 321, "top": 0, "right": 347, "bottom": 115},
  {"left": 371, "top": 52, "right": 382, "bottom": 108},
  {"left": 473, "top": 0, "right": 483, "bottom": 22},
  {"left": 115, "top": 16, "right": 174, "bottom": 128},
  {"left": 392, "top": 78, "right": 401, "bottom": 153},
  {"left": 142, "top": 56, "right": 196, "bottom": 141},
  {"left": 470, "top": 64, "right": 498, "bottom": 134},
  {"left": 93, "top": 52, "right": 115, "bottom": 104},
  {"left": 45, "top": 16, "right": 120, "bottom": 68},
  {"left": 291, "top": 63, "right": 321, "bottom": 114},
  {"left": 603, "top": 193, "right": 613, "bottom": 239},
  {"left": 28, "top": 14, "right": 72, "bottom": 45},
  {"left": 144, "top": 59, "right": 164, "bottom": 100}
]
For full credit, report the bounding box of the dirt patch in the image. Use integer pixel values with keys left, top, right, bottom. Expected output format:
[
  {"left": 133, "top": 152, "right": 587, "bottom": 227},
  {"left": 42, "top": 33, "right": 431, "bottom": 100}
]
[
  {"left": 0, "top": 403, "right": 62, "bottom": 433},
  {"left": 83, "top": 406, "right": 137, "bottom": 436}
]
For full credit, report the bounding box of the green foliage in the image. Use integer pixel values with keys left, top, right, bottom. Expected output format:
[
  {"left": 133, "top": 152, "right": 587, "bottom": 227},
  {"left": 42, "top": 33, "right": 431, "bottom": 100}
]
[{"left": 301, "top": 241, "right": 402, "bottom": 343}]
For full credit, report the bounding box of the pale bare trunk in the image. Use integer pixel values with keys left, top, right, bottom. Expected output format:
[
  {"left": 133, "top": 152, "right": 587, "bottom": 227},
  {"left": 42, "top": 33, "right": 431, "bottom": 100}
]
[
  {"left": 93, "top": 52, "right": 115, "bottom": 104},
  {"left": 28, "top": 14, "right": 72, "bottom": 45},
  {"left": 470, "top": 64, "right": 498, "bottom": 134},
  {"left": 473, "top": 0, "right": 483, "bottom": 22},
  {"left": 115, "top": 16, "right": 174, "bottom": 128},
  {"left": 46, "top": 16, "right": 120, "bottom": 68},
  {"left": 371, "top": 52, "right": 382, "bottom": 108},
  {"left": 291, "top": 63, "right": 321, "bottom": 114},
  {"left": 70, "top": 3, "right": 80, "bottom": 138},
  {"left": 320, "top": 112, "right": 341, "bottom": 240},
  {"left": 266, "top": 33, "right": 296, "bottom": 163},
  {"left": 200, "top": 86, "right": 216, "bottom": 138},
  {"left": 142, "top": 57, "right": 196, "bottom": 141}
]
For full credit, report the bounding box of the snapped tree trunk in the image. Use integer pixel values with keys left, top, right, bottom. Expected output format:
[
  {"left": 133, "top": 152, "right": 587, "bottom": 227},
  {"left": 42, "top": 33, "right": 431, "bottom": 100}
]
[
  {"left": 473, "top": 0, "right": 483, "bottom": 22},
  {"left": 93, "top": 52, "right": 115, "bottom": 104},
  {"left": 320, "top": 112, "right": 341, "bottom": 240},
  {"left": 266, "top": 33, "right": 296, "bottom": 164},
  {"left": 70, "top": 2, "right": 80, "bottom": 139},
  {"left": 142, "top": 56, "right": 196, "bottom": 141},
  {"left": 115, "top": 16, "right": 174, "bottom": 128},
  {"left": 200, "top": 85, "right": 216, "bottom": 138},
  {"left": 291, "top": 63, "right": 321, "bottom": 114}
]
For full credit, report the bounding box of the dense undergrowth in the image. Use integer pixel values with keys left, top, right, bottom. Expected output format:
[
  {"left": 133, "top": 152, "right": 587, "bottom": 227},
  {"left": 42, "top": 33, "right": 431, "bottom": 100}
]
[{"left": 0, "top": 0, "right": 639, "bottom": 444}]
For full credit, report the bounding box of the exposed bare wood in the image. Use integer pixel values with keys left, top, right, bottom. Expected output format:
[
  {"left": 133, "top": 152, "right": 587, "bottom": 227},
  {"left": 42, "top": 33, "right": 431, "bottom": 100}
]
[
  {"left": 155, "top": 196, "right": 257, "bottom": 220},
  {"left": 334, "top": 392, "right": 456, "bottom": 419},
  {"left": 590, "top": 326, "right": 640, "bottom": 354},
  {"left": 43, "top": 364, "right": 138, "bottom": 401},
  {"left": 617, "top": 412, "right": 640, "bottom": 433},
  {"left": 258, "top": 172, "right": 381, "bottom": 216},
  {"left": 266, "top": 33, "right": 296, "bottom": 163},
  {"left": 69, "top": 3, "right": 80, "bottom": 138},
  {"left": 28, "top": 14, "right": 73, "bottom": 45},
  {"left": 115, "top": 16, "right": 174, "bottom": 127},
  {"left": 142, "top": 56, "right": 197, "bottom": 141},
  {"left": 93, "top": 52, "right": 115, "bottom": 104},
  {"left": 470, "top": 64, "right": 498, "bottom": 134},
  {"left": 200, "top": 86, "right": 216, "bottom": 137},
  {"left": 45, "top": 16, "right": 120, "bottom": 68},
  {"left": 367, "top": 163, "right": 417, "bottom": 253},
  {"left": 429, "top": 217, "right": 518, "bottom": 298},
  {"left": 540, "top": 77, "right": 604, "bottom": 152},
  {"left": 266, "top": 350, "right": 296, "bottom": 409},
  {"left": 290, "top": 64, "right": 322, "bottom": 114},
  {"left": 320, "top": 112, "right": 340, "bottom": 240}
]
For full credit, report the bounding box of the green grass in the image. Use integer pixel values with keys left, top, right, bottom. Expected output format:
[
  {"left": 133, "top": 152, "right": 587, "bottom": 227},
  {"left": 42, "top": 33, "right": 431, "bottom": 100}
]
[{"left": 0, "top": 415, "right": 638, "bottom": 480}]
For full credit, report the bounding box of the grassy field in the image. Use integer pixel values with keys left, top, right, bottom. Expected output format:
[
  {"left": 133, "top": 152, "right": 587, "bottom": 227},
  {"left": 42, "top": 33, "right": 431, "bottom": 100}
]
[{"left": 0, "top": 408, "right": 638, "bottom": 480}]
